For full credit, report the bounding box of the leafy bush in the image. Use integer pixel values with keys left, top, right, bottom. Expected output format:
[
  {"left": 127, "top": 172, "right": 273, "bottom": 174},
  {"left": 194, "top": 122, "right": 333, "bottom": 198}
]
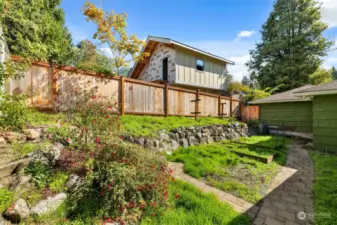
[
  {"left": 0, "top": 188, "right": 14, "bottom": 213},
  {"left": 56, "top": 87, "right": 120, "bottom": 151},
  {"left": 53, "top": 87, "right": 171, "bottom": 223},
  {"left": 49, "top": 172, "right": 69, "bottom": 193},
  {"left": 247, "top": 119, "right": 260, "bottom": 134},
  {"left": 47, "top": 126, "right": 71, "bottom": 144},
  {"left": 67, "top": 141, "right": 170, "bottom": 224},
  {"left": 25, "top": 161, "right": 53, "bottom": 189},
  {"left": 0, "top": 93, "right": 30, "bottom": 131}
]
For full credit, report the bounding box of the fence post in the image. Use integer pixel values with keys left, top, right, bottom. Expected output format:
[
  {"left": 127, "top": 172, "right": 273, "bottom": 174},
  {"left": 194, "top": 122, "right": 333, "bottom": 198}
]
[
  {"left": 51, "top": 65, "right": 58, "bottom": 109},
  {"left": 230, "top": 96, "right": 233, "bottom": 117},
  {"left": 195, "top": 89, "right": 200, "bottom": 121},
  {"left": 218, "top": 95, "right": 221, "bottom": 118},
  {"left": 120, "top": 77, "right": 125, "bottom": 115},
  {"left": 164, "top": 84, "right": 169, "bottom": 117}
]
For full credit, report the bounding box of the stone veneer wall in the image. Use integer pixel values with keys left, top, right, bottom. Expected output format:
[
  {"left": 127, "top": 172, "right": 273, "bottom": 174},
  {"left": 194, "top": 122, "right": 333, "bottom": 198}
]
[
  {"left": 123, "top": 123, "right": 249, "bottom": 152},
  {"left": 138, "top": 43, "right": 176, "bottom": 83}
]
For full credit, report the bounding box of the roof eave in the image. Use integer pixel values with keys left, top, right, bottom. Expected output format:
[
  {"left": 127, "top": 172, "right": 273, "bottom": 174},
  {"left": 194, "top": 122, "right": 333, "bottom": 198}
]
[
  {"left": 294, "top": 89, "right": 337, "bottom": 96},
  {"left": 249, "top": 98, "right": 312, "bottom": 104}
]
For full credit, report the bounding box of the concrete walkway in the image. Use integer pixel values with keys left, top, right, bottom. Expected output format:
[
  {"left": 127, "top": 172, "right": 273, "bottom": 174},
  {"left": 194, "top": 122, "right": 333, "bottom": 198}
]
[{"left": 253, "top": 140, "right": 314, "bottom": 225}]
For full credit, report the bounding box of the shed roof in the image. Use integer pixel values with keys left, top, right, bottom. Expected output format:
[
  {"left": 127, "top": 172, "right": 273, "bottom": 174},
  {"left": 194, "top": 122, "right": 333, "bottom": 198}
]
[
  {"left": 129, "top": 36, "right": 234, "bottom": 79},
  {"left": 294, "top": 80, "right": 337, "bottom": 96},
  {"left": 249, "top": 85, "right": 314, "bottom": 104}
]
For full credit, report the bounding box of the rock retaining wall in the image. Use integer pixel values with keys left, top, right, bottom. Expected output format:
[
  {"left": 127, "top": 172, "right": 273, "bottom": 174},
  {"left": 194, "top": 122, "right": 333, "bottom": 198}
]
[{"left": 123, "top": 123, "right": 249, "bottom": 151}]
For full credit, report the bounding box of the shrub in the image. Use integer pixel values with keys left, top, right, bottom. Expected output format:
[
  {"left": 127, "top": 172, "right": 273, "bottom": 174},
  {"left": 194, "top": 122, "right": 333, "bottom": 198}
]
[
  {"left": 67, "top": 140, "right": 171, "bottom": 224},
  {"left": 56, "top": 86, "right": 120, "bottom": 151},
  {"left": 247, "top": 119, "right": 260, "bottom": 134},
  {"left": 25, "top": 161, "right": 53, "bottom": 189},
  {"left": 49, "top": 172, "right": 69, "bottom": 193},
  {"left": 54, "top": 87, "right": 171, "bottom": 223},
  {"left": 0, "top": 93, "right": 30, "bottom": 131},
  {"left": 0, "top": 188, "right": 14, "bottom": 213}
]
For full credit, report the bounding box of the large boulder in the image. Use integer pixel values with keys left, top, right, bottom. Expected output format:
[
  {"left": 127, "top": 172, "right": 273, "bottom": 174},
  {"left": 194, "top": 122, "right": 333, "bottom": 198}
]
[
  {"left": 10, "top": 175, "right": 32, "bottom": 191},
  {"left": 30, "top": 193, "right": 67, "bottom": 216},
  {"left": 24, "top": 129, "right": 42, "bottom": 140},
  {"left": 170, "top": 140, "right": 179, "bottom": 151},
  {"left": 66, "top": 174, "right": 81, "bottom": 189},
  {"left": 1, "top": 132, "right": 26, "bottom": 144},
  {"left": 206, "top": 136, "right": 214, "bottom": 144},
  {"left": 134, "top": 137, "right": 145, "bottom": 146},
  {"left": 188, "top": 136, "right": 199, "bottom": 146},
  {"left": 4, "top": 199, "right": 30, "bottom": 223},
  {"left": 179, "top": 138, "right": 189, "bottom": 148},
  {"left": 48, "top": 143, "right": 63, "bottom": 163}
]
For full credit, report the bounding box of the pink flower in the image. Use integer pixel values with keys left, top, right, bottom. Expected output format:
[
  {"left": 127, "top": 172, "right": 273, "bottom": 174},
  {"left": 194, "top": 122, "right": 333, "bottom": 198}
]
[
  {"left": 96, "top": 137, "right": 101, "bottom": 144},
  {"left": 92, "top": 95, "right": 97, "bottom": 100}
]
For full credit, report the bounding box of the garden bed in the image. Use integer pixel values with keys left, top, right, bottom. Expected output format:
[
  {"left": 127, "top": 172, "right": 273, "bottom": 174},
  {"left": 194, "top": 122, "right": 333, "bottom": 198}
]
[{"left": 168, "top": 136, "right": 288, "bottom": 204}]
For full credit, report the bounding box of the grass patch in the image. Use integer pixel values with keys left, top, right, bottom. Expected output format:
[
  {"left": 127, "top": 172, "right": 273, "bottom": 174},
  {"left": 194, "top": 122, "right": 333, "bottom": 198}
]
[
  {"left": 26, "top": 112, "right": 232, "bottom": 138},
  {"left": 310, "top": 151, "right": 337, "bottom": 225},
  {"left": 168, "top": 136, "right": 287, "bottom": 203},
  {"left": 21, "top": 181, "right": 249, "bottom": 225},
  {"left": 0, "top": 188, "right": 14, "bottom": 213},
  {"left": 141, "top": 180, "right": 250, "bottom": 225},
  {"left": 120, "top": 115, "right": 231, "bottom": 137},
  {"left": 27, "top": 111, "right": 65, "bottom": 126}
]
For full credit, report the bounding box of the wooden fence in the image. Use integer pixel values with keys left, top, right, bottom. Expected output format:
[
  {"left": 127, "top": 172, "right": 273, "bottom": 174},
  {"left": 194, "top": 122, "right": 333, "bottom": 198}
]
[
  {"left": 240, "top": 105, "right": 259, "bottom": 122},
  {"left": 5, "top": 61, "right": 240, "bottom": 118}
]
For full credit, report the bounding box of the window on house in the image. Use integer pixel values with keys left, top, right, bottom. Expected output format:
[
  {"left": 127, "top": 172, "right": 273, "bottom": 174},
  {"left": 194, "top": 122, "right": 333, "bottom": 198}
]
[{"left": 196, "top": 59, "right": 204, "bottom": 71}]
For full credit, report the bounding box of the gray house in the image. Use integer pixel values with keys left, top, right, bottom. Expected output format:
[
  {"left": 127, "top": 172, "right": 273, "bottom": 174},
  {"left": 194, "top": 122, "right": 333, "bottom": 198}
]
[{"left": 129, "top": 36, "right": 234, "bottom": 94}]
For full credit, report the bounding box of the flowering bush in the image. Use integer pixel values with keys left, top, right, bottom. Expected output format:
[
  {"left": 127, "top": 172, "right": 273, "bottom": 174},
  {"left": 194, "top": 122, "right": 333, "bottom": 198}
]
[
  {"left": 56, "top": 86, "right": 120, "bottom": 151},
  {"left": 54, "top": 86, "right": 172, "bottom": 223},
  {"left": 67, "top": 140, "right": 172, "bottom": 224}
]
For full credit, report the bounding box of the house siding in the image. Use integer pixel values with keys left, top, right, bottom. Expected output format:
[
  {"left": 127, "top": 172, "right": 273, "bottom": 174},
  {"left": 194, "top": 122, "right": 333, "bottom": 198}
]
[
  {"left": 138, "top": 44, "right": 175, "bottom": 83},
  {"left": 175, "top": 46, "right": 226, "bottom": 90},
  {"left": 313, "top": 94, "right": 337, "bottom": 153},
  {"left": 259, "top": 102, "right": 313, "bottom": 132}
]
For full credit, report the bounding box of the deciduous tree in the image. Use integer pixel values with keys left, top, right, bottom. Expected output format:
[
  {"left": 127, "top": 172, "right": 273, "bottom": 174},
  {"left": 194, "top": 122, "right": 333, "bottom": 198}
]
[
  {"left": 83, "top": 2, "right": 149, "bottom": 76},
  {"left": 309, "top": 68, "right": 332, "bottom": 85}
]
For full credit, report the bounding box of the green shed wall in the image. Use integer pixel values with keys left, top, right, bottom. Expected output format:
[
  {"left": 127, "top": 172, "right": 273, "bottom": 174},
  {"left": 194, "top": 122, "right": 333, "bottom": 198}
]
[
  {"left": 259, "top": 102, "right": 313, "bottom": 132},
  {"left": 313, "top": 94, "right": 337, "bottom": 153}
]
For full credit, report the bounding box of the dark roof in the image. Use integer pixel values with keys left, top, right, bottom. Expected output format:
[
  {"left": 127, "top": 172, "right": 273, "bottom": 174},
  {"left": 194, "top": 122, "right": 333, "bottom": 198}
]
[
  {"left": 249, "top": 85, "right": 314, "bottom": 104},
  {"left": 294, "top": 80, "right": 337, "bottom": 96}
]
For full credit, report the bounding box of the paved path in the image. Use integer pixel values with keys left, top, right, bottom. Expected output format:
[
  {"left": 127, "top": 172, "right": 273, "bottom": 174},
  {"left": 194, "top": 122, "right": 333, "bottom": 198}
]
[{"left": 253, "top": 140, "right": 314, "bottom": 225}]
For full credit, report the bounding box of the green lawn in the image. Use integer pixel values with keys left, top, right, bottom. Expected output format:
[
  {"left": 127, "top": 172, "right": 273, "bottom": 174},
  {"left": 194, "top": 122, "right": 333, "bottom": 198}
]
[
  {"left": 120, "top": 115, "right": 231, "bottom": 137},
  {"left": 28, "top": 111, "right": 232, "bottom": 137},
  {"left": 310, "top": 151, "right": 337, "bottom": 225},
  {"left": 168, "top": 136, "right": 287, "bottom": 203},
  {"left": 141, "top": 180, "right": 250, "bottom": 225},
  {"left": 20, "top": 180, "right": 249, "bottom": 225}
]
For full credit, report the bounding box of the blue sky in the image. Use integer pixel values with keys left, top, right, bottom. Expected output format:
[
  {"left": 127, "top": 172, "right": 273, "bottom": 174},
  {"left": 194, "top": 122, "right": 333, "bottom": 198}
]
[{"left": 61, "top": 0, "right": 337, "bottom": 81}]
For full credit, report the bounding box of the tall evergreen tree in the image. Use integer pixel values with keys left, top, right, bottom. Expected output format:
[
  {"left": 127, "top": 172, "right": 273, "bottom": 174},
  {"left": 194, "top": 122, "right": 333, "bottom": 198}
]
[
  {"left": 241, "top": 76, "right": 251, "bottom": 86},
  {"left": 246, "top": 0, "right": 334, "bottom": 92},
  {"left": 331, "top": 66, "right": 337, "bottom": 80},
  {"left": 1, "top": 0, "right": 73, "bottom": 65}
]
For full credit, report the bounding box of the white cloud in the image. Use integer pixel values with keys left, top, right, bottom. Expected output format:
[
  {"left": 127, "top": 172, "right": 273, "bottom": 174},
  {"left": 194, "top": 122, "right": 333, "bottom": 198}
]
[
  {"left": 237, "top": 30, "right": 255, "bottom": 38},
  {"left": 320, "top": 0, "right": 337, "bottom": 28},
  {"left": 187, "top": 40, "right": 255, "bottom": 81},
  {"left": 99, "top": 47, "right": 113, "bottom": 58}
]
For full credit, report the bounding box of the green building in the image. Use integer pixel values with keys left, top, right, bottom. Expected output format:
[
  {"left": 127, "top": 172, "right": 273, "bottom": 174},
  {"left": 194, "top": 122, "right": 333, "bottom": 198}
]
[
  {"left": 250, "top": 85, "right": 314, "bottom": 133},
  {"left": 250, "top": 81, "right": 337, "bottom": 153},
  {"left": 295, "top": 81, "right": 337, "bottom": 153}
]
